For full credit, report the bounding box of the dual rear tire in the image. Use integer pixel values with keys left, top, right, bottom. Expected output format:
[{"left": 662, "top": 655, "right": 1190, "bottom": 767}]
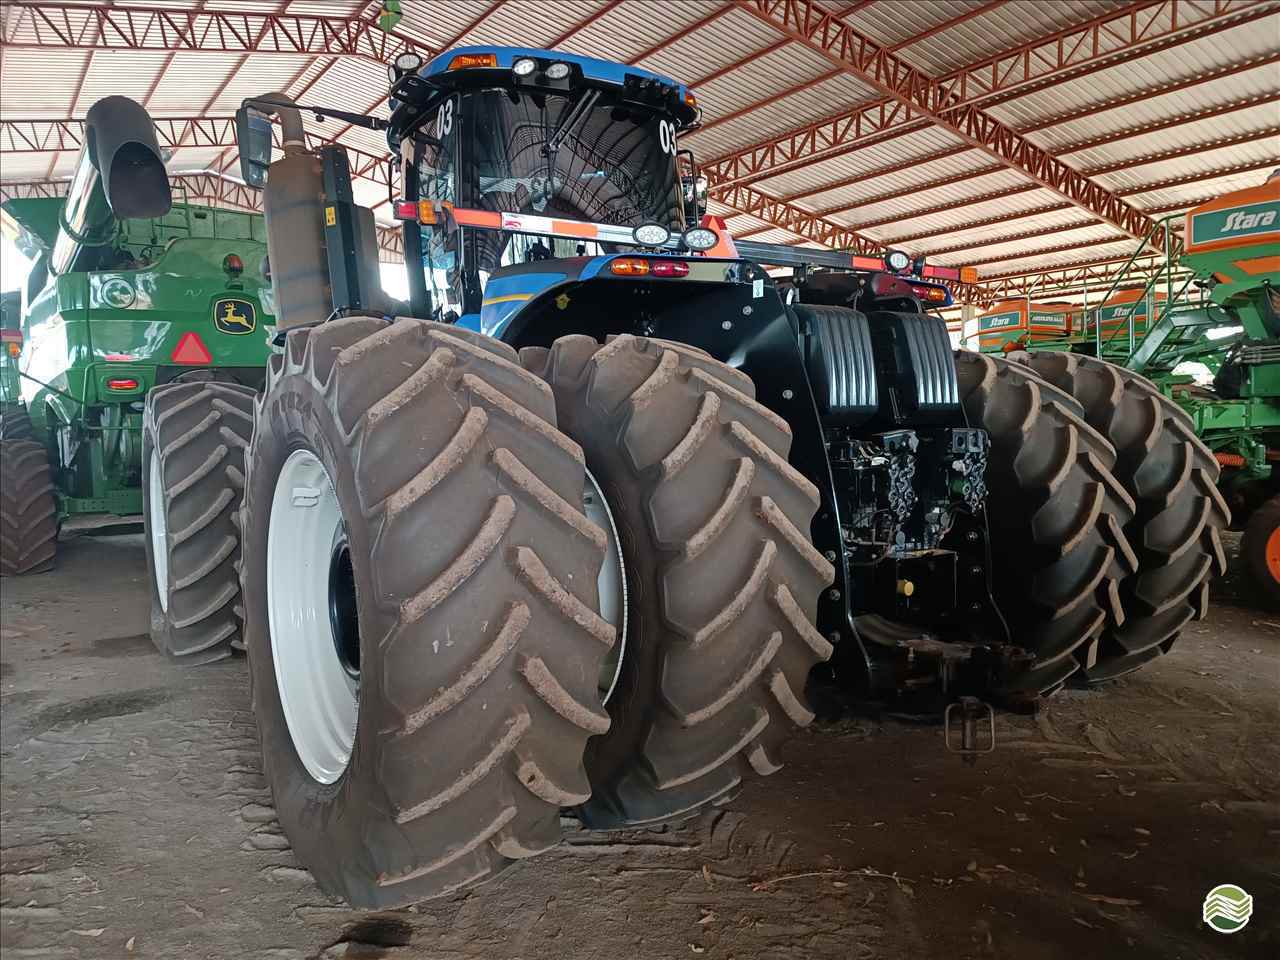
[{"left": 239, "top": 324, "right": 833, "bottom": 904}]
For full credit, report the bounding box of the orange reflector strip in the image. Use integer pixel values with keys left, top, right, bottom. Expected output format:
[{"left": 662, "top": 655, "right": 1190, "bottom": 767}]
[
  {"left": 610, "top": 258, "right": 650, "bottom": 276},
  {"left": 1215, "top": 451, "right": 1246, "bottom": 467},
  {"left": 552, "top": 219, "right": 597, "bottom": 238},
  {"left": 451, "top": 208, "right": 503, "bottom": 229},
  {"left": 449, "top": 53, "right": 497, "bottom": 69},
  {"left": 1234, "top": 254, "right": 1280, "bottom": 276},
  {"left": 418, "top": 200, "right": 437, "bottom": 225},
  {"left": 171, "top": 331, "right": 212, "bottom": 365}
]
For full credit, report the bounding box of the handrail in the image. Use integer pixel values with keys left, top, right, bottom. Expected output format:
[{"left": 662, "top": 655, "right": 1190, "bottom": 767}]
[{"left": 1090, "top": 214, "right": 1184, "bottom": 358}]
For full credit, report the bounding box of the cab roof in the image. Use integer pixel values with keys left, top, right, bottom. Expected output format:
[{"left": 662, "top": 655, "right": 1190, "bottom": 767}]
[{"left": 421, "top": 45, "right": 692, "bottom": 101}]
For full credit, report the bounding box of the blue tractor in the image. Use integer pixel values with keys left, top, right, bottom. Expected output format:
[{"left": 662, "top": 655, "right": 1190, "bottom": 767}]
[{"left": 217, "top": 45, "right": 1225, "bottom": 907}]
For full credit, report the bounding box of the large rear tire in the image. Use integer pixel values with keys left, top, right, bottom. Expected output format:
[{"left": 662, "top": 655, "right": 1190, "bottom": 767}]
[
  {"left": 1012, "top": 352, "right": 1229, "bottom": 680},
  {"left": 241, "top": 318, "right": 612, "bottom": 908},
  {"left": 0, "top": 439, "right": 57, "bottom": 576},
  {"left": 0, "top": 404, "right": 36, "bottom": 441},
  {"left": 954, "top": 351, "right": 1139, "bottom": 697},
  {"left": 143, "top": 381, "right": 257, "bottom": 662},
  {"left": 1242, "top": 495, "right": 1280, "bottom": 608},
  {"left": 520, "top": 335, "right": 834, "bottom": 829}
]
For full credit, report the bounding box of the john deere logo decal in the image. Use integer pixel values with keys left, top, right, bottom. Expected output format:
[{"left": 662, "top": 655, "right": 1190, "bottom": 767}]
[{"left": 214, "top": 298, "right": 256, "bottom": 335}]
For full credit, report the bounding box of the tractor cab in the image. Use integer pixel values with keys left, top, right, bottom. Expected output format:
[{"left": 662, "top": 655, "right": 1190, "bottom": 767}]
[{"left": 381, "top": 46, "right": 710, "bottom": 336}]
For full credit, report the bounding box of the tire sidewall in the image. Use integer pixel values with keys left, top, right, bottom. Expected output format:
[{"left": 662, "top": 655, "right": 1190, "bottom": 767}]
[
  {"left": 568, "top": 418, "right": 664, "bottom": 794},
  {"left": 140, "top": 411, "right": 170, "bottom": 650},
  {"left": 242, "top": 369, "right": 395, "bottom": 901}
]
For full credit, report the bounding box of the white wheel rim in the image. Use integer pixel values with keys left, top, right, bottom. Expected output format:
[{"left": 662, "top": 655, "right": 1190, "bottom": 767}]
[
  {"left": 267, "top": 449, "right": 358, "bottom": 784},
  {"left": 149, "top": 453, "right": 169, "bottom": 612},
  {"left": 584, "top": 467, "right": 627, "bottom": 703}
]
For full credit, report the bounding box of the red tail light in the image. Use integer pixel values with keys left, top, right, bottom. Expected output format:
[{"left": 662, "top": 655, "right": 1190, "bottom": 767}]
[
  {"left": 651, "top": 260, "right": 689, "bottom": 278},
  {"left": 107, "top": 378, "right": 140, "bottom": 391}
]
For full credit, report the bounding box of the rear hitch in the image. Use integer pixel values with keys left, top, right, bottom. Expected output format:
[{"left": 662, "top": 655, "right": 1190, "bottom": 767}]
[{"left": 943, "top": 695, "right": 995, "bottom": 765}]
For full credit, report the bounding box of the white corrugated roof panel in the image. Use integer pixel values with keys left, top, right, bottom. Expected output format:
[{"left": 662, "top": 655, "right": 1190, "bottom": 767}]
[
  {"left": 745, "top": 126, "right": 971, "bottom": 203},
  {"left": 879, "top": 1, "right": 1140, "bottom": 79},
  {"left": 985, "top": 19, "right": 1280, "bottom": 131},
  {"left": 145, "top": 52, "right": 242, "bottom": 115},
  {"left": 689, "top": 74, "right": 883, "bottom": 160},
  {"left": 0, "top": 49, "right": 90, "bottom": 119}
]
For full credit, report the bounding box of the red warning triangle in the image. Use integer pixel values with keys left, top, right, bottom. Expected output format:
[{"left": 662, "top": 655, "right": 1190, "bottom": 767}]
[{"left": 171, "top": 331, "right": 212, "bottom": 365}]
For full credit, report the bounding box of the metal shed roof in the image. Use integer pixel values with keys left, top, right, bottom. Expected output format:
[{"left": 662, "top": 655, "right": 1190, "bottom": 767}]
[{"left": 1, "top": 0, "right": 1277, "bottom": 302}]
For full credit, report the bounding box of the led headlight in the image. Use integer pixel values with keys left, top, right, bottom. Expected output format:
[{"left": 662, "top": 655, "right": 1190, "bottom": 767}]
[
  {"left": 633, "top": 223, "right": 671, "bottom": 247},
  {"left": 394, "top": 52, "right": 423, "bottom": 73},
  {"left": 681, "top": 226, "right": 718, "bottom": 252},
  {"left": 885, "top": 249, "right": 911, "bottom": 273},
  {"left": 512, "top": 57, "right": 537, "bottom": 77},
  {"left": 545, "top": 61, "right": 571, "bottom": 80}
]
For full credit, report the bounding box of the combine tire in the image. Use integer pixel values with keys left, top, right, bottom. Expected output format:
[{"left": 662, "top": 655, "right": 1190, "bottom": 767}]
[
  {"left": 143, "top": 381, "right": 257, "bottom": 663},
  {"left": 954, "top": 351, "right": 1138, "bottom": 697},
  {"left": 1, "top": 404, "right": 36, "bottom": 441},
  {"left": 520, "top": 335, "right": 834, "bottom": 829},
  {"left": 240, "top": 318, "right": 611, "bottom": 908},
  {"left": 0, "top": 439, "right": 57, "bottom": 576},
  {"left": 1013, "top": 352, "right": 1229, "bottom": 680},
  {"left": 1242, "top": 495, "right": 1280, "bottom": 608}
]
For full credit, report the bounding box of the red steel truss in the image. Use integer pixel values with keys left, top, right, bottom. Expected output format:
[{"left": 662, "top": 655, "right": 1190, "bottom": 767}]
[
  {"left": 703, "top": 0, "right": 1272, "bottom": 195},
  {"left": 730, "top": 0, "right": 1272, "bottom": 248},
  {"left": 0, "top": 116, "right": 396, "bottom": 189},
  {"left": 0, "top": 1, "right": 424, "bottom": 59}
]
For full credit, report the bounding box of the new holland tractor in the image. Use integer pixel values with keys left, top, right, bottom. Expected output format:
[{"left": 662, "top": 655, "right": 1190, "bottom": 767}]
[
  {"left": 0, "top": 96, "right": 273, "bottom": 661},
  {"left": 214, "top": 46, "right": 1228, "bottom": 907}
]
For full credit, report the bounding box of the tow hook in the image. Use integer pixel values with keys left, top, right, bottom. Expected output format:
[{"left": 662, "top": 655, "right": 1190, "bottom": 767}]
[{"left": 943, "top": 695, "right": 995, "bottom": 765}]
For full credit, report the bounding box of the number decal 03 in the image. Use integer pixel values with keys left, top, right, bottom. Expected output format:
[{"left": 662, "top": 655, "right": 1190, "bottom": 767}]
[
  {"left": 658, "top": 119, "right": 676, "bottom": 156},
  {"left": 436, "top": 99, "right": 455, "bottom": 137}
]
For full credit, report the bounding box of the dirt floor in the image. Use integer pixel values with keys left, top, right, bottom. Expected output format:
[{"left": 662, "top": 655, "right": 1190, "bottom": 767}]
[{"left": 2, "top": 532, "right": 1277, "bottom": 960}]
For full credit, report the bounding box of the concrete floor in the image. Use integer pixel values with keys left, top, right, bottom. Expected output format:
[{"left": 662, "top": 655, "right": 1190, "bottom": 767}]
[{"left": 1, "top": 532, "right": 1276, "bottom": 960}]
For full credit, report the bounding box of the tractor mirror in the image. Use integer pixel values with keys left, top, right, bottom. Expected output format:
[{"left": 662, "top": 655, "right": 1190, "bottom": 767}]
[{"left": 235, "top": 106, "right": 273, "bottom": 188}]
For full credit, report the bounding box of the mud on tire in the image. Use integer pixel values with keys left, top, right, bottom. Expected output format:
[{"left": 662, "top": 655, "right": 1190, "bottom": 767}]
[
  {"left": 954, "top": 351, "right": 1139, "bottom": 697},
  {"left": 0, "top": 438, "right": 57, "bottom": 576},
  {"left": 1012, "top": 352, "right": 1229, "bottom": 680},
  {"left": 240, "top": 317, "right": 612, "bottom": 908},
  {"left": 521, "top": 335, "right": 834, "bottom": 829},
  {"left": 143, "top": 381, "right": 257, "bottom": 662}
]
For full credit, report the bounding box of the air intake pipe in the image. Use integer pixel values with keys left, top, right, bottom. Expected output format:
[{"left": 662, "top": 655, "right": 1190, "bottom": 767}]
[{"left": 50, "top": 96, "right": 171, "bottom": 276}]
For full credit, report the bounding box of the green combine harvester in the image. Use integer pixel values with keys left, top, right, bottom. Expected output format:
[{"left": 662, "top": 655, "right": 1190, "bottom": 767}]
[
  {"left": 971, "top": 175, "right": 1280, "bottom": 603},
  {"left": 0, "top": 95, "right": 273, "bottom": 658}
]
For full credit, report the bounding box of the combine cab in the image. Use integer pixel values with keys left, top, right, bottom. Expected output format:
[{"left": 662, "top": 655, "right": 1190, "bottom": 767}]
[
  {"left": 219, "top": 45, "right": 1232, "bottom": 907},
  {"left": 0, "top": 96, "right": 271, "bottom": 660}
]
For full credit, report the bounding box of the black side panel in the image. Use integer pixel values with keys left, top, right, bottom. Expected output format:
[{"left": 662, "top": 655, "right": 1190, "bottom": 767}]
[
  {"left": 795, "top": 303, "right": 877, "bottom": 426},
  {"left": 869, "top": 310, "right": 960, "bottom": 419}
]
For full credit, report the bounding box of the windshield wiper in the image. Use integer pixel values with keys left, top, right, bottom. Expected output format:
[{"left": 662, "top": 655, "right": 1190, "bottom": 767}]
[{"left": 543, "top": 90, "right": 600, "bottom": 158}]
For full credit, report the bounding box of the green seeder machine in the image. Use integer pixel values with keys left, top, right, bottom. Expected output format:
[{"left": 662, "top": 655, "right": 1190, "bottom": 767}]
[{"left": 971, "top": 175, "right": 1280, "bottom": 601}]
